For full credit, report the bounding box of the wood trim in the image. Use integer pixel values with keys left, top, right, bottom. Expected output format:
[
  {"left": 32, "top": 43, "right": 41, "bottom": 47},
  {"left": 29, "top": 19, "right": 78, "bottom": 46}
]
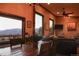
[
  {"left": 34, "top": 12, "right": 44, "bottom": 36},
  {"left": 39, "top": 4, "right": 56, "bottom": 17},
  {"left": 33, "top": 4, "right": 35, "bottom": 36},
  {"left": 22, "top": 18, "right": 25, "bottom": 43}
]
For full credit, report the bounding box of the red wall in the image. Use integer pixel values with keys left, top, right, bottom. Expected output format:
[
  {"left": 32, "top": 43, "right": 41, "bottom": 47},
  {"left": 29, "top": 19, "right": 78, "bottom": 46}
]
[
  {"left": 56, "top": 16, "right": 79, "bottom": 38},
  {"left": 0, "top": 3, "right": 56, "bottom": 36}
]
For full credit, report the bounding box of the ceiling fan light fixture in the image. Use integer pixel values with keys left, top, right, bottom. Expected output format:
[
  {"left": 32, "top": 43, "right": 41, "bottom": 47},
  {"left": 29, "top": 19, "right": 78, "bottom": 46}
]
[
  {"left": 57, "top": 8, "right": 74, "bottom": 17},
  {"left": 57, "top": 12, "right": 60, "bottom": 14}
]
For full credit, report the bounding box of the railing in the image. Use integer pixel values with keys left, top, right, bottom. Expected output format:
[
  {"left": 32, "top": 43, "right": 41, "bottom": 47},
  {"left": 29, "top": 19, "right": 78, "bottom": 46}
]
[{"left": 0, "top": 35, "right": 22, "bottom": 42}]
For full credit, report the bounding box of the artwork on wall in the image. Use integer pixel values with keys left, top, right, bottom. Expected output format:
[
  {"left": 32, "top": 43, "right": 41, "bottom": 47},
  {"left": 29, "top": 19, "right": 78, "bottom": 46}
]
[
  {"left": 27, "top": 21, "right": 32, "bottom": 28},
  {"left": 67, "top": 22, "right": 76, "bottom": 31}
]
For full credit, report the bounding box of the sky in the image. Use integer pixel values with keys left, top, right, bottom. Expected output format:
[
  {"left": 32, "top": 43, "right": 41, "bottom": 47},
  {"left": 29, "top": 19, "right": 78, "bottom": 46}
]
[
  {"left": 35, "top": 14, "right": 42, "bottom": 29},
  {"left": 0, "top": 14, "right": 52, "bottom": 31},
  {"left": 0, "top": 16, "right": 22, "bottom": 30}
]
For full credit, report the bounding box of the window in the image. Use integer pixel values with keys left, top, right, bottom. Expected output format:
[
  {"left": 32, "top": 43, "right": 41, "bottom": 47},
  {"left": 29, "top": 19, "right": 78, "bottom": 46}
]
[
  {"left": 49, "top": 19, "right": 54, "bottom": 34},
  {"left": 0, "top": 16, "right": 22, "bottom": 35},
  {"left": 35, "top": 13, "right": 43, "bottom": 36}
]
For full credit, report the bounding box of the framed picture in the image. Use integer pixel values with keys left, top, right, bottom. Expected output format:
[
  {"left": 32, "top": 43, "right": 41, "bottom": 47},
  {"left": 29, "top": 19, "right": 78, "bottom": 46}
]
[
  {"left": 27, "top": 21, "right": 32, "bottom": 28},
  {"left": 67, "top": 22, "right": 76, "bottom": 31}
]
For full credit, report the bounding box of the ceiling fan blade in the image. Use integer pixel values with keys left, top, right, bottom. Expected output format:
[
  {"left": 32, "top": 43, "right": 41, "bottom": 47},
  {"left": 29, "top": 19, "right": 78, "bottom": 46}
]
[
  {"left": 57, "top": 8, "right": 74, "bottom": 17},
  {"left": 67, "top": 12, "right": 73, "bottom": 14}
]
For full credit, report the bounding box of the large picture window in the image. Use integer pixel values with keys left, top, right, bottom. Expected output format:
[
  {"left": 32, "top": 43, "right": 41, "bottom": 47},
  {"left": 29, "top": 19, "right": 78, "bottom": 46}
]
[
  {"left": 49, "top": 19, "right": 54, "bottom": 34},
  {"left": 0, "top": 16, "right": 22, "bottom": 35},
  {"left": 35, "top": 13, "right": 43, "bottom": 36}
]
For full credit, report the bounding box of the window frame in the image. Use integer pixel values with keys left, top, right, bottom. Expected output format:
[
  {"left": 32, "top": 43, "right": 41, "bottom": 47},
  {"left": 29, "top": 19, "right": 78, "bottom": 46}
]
[
  {"left": 34, "top": 12, "right": 44, "bottom": 36},
  {"left": 49, "top": 18, "right": 54, "bottom": 35},
  {"left": 0, "top": 12, "right": 25, "bottom": 41}
]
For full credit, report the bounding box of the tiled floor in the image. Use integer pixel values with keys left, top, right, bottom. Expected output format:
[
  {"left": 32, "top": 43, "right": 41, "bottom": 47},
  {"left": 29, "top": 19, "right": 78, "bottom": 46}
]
[
  {"left": 0, "top": 45, "right": 23, "bottom": 56},
  {"left": 0, "top": 44, "right": 37, "bottom": 56}
]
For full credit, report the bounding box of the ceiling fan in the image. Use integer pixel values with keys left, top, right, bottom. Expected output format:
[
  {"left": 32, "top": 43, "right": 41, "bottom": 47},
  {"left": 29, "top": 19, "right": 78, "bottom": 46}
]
[{"left": 57, "top": 8, "right": 73, "bottom": 17}]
